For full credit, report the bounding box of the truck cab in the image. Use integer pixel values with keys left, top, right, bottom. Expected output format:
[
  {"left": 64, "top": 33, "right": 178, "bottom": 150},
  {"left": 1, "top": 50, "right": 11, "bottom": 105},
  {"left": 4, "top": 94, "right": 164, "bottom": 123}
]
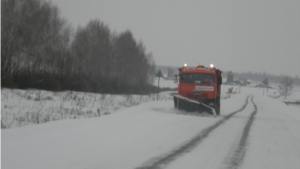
[{"left": 173, "top": 64, "right": 222, "bottom": 115}]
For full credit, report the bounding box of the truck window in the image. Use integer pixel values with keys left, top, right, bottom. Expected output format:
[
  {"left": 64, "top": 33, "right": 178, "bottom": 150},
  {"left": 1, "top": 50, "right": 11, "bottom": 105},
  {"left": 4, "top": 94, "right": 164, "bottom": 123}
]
[{"left": 181, "top": 73, "right": 215, "bottom": 84}]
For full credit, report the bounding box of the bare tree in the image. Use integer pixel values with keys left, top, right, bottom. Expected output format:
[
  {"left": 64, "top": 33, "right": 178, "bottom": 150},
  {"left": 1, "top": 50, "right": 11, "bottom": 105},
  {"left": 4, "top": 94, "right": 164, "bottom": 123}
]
[
  {"left": 1, "top": 0, "right": 71, "bottom": 82},
  {"left": 1, "top": 1, "right": 157, "bottom": 93},
  {"left": 71, "top": 20, "right": 111, "bottom": 77},
  {"left": 279, "top": 76, "right": 294, "bottom": 99}
]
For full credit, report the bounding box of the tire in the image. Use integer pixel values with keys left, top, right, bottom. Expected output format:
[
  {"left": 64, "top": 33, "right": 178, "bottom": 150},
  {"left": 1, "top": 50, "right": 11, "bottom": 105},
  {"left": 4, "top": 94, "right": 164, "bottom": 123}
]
[
  {"left": 216, "top": 105, "right": 220, "bottom": 115},
  {"left": 177, "top": 98, "right": 183, "bottom": 110},
  {"left": 215, "top": 97, "right": 220, "bottom": 115}
]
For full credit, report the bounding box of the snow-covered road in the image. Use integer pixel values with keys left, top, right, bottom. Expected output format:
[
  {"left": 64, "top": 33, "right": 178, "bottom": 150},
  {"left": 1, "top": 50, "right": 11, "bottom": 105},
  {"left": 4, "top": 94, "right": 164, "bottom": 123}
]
[{"left": 2, "top": 87, "right": 300, "bottom": 169}]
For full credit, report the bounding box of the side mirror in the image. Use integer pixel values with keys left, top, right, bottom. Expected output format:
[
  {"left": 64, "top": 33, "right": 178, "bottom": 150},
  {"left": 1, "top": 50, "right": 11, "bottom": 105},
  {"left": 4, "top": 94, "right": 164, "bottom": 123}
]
[
  {"left": 174, "top": 75, "right": 178, "bottom": 84},
  {"left": 218, "top": 77, "right": 222, "bottom": 85}
]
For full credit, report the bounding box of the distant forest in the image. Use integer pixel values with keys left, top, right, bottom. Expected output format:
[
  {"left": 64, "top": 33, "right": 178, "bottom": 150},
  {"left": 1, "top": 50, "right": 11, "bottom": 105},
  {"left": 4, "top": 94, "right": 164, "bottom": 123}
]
[
  {"left": 1, "top": 0, "right": 157, "bottom": 94},
  {"left": 222, "top": 71, "right": 300, "bottom": 86},
  {"left": 157, "top": 66, "right": 300, "bottom": 86}
]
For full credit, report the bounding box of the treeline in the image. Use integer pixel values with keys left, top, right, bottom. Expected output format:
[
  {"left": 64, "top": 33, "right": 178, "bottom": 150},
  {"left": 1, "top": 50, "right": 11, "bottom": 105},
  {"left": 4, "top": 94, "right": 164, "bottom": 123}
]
[
  {"left": 1, "top": 0, "right": 157, "bottom": 94},
  {"left": 222, "top": 71, "right": 300, "bottom": 86},
  {"left": 156, "top": 65, "right": 300, "bottom": 86}
]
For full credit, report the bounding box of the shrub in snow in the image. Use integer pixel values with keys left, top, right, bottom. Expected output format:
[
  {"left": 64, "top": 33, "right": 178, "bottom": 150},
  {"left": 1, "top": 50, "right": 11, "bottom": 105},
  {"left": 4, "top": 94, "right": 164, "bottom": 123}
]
[{"left": 1, "top": 89, "right": 173, "bottom": 128}]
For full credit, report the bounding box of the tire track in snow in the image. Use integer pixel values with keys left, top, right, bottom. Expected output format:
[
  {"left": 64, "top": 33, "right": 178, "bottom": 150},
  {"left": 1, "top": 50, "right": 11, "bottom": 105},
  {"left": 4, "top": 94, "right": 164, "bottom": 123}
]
[
  {"left": 135, "top": 96, "right": 251, "bottom": 169},
  {"left": 221, "top": 96, "right": 257, "bottom": 169}
]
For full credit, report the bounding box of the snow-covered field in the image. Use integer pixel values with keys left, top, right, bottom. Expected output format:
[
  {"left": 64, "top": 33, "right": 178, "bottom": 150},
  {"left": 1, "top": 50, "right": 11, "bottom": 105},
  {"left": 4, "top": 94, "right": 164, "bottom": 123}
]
[{"left": 1, "top": 78, "right": 300, "bottom": 169}]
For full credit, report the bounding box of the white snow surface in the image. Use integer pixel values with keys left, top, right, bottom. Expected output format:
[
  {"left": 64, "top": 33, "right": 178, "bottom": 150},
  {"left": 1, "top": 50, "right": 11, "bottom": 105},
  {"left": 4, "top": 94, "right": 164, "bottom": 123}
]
[{"left": 1, "top": 79, "right": 300, "bottom": 169}]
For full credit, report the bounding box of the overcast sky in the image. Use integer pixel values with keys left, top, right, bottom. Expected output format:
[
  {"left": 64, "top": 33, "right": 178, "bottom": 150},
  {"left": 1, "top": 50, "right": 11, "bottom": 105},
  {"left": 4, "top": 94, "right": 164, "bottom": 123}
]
[{"left": 50, "top": 0, "right": 300, "bottom": 77}]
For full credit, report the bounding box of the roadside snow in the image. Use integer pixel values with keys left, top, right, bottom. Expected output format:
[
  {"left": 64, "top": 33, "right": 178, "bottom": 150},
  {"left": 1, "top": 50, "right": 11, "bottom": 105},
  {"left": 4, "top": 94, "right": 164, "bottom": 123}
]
[
  {"left": 242, "top": 93, "right": 300, "bottom": 169},
  {"left": 1, "top": 78, "right": 300, "bottom": 169},
  {"left": 1, "top": 89, "right": 173, "bottom": 128}
]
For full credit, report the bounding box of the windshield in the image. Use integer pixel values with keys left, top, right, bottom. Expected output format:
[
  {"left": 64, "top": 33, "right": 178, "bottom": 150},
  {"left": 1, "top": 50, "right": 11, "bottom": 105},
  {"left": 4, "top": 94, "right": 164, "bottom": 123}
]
[{"left": 180, "top": 73, "right": 215, "bottom": 84}]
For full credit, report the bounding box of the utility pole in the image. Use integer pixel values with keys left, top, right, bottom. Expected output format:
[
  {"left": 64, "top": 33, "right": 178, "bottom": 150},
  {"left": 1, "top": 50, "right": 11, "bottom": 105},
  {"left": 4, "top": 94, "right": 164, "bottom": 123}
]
[
  {"left": 157, "top": 76, "right": 160, "bottom": 100},
  {"left": 155, "top": 69, "right": 163, "bottom": 101},
  {"left": 285, "top": 83, "right": 287, "bottom": 99}
]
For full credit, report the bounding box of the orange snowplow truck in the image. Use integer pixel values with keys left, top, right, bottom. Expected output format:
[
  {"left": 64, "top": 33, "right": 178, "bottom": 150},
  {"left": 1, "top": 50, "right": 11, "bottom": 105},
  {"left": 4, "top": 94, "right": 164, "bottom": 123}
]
[{"left": 171, "top": 64, "right": 222, "bottom": 116}]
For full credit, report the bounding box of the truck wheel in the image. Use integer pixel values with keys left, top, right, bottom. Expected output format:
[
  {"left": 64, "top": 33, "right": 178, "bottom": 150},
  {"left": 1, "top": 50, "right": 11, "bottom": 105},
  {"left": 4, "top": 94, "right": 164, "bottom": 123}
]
[
  {"left": 216, "top": 97, "right": 220, "bottom": 115},
  {"left": 174, "top": 98, "right": 184, "bottom": 110},
  {"left": 216, "top": 104, "right": 220, "bottom": 115},
  {"left": 198, "top": 105, "right": 203, "bottom": 114},
  {"left": 186, "top": 102, "right": 192, "bottom": 112}
]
